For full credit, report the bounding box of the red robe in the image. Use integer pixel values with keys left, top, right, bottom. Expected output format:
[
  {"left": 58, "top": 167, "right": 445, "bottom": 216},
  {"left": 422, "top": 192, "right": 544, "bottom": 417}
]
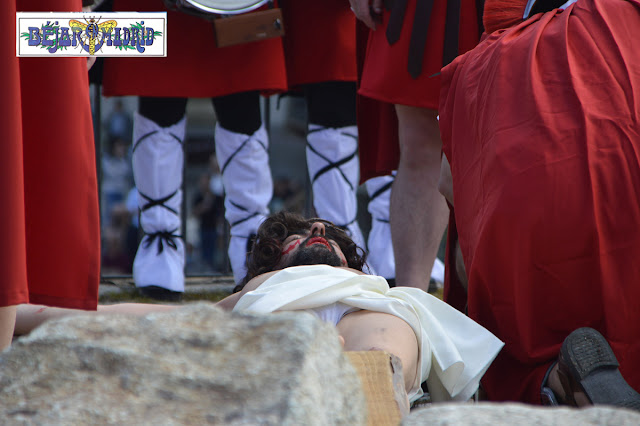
[
  {"left": 439, "top": 0, "right": 640, "bottom": 403},
  {"left": 1, "top": 0, "right": 100, "bottom": 309}
]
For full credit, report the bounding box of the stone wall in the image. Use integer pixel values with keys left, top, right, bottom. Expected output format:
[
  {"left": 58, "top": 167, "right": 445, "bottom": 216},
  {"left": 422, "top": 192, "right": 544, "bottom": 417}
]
[{"left": 0, "top": 303, "right": 366, "bottom": 425}]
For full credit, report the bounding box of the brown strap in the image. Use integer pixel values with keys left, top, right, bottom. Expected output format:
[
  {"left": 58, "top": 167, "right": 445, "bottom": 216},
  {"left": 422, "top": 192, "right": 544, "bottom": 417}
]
[
  {"left": 408, "top": 0, "right": 436, "bottom": 78},
  {"left": 442, "top": 0, "right": 461, "bottom": 66},
  {"left": 386, "top": 0, "right": 408, "bottom": 45},
  {"left": 386, "top": 0, "right": 466, "bottom": 78}
]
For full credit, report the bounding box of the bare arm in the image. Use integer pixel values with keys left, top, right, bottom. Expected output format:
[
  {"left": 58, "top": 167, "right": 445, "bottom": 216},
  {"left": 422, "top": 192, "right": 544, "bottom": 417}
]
[
  {"left": 15, "top": 271, "right": 282, "bottom": 335},
  {"left": 15, "top": 267, "right": 367, "bottom": 336},
  {"left": 14, "top": 303, "right": 179, "bottom": 336},
  {"left": 1, "top": 306, "right": 17, "bottom": 350}
]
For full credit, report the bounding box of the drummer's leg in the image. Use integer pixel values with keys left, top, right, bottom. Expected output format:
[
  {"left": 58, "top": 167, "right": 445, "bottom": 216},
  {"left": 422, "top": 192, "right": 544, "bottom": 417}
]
[
  {"left": 132, "top": 97, "right": 189, "bottom": 299},
  {"left": 211, "top": 92, "right": 270, "bottom": 283},
  {"left": 336, "top": 310, "right": 419, "bottom": 394},
  {"left": 303, "top": 81, "right": 365, "bottom": 249}
]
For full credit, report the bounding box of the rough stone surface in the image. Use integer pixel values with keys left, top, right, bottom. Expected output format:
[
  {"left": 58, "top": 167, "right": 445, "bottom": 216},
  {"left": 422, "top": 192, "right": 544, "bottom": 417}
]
[
  {"left": 0, "top": 303, "right": 366, "bottom": 425},
  {"left": 404, "top": 402, "right": 640, "bottom": 425}
]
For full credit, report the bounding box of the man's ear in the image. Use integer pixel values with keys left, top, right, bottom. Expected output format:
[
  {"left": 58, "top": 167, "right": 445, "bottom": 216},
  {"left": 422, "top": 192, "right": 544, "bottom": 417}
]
[{"left": 438, "top": 154, "right": 454, "bottom": 206}]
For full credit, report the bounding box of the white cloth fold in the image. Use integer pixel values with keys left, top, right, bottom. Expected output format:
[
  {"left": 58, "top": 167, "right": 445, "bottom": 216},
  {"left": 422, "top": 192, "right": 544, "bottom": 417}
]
[{"left": 233, "top": 265, "right": 503, "bottom": 403}]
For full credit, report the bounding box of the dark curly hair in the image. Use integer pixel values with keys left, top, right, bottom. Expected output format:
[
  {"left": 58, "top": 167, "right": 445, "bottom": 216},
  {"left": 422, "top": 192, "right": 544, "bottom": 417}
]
[{"left": 235, "top": 212, "right": 367, "bottom": 292}]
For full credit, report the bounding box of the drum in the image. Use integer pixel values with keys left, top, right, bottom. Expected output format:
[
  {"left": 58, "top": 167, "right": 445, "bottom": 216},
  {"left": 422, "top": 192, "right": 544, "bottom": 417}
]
[
  {"left": 164, "top": 0, "right": 283, "bottom": 47},
  {"left": 164, "top": 0, "right": 270, "bottom": 16}
]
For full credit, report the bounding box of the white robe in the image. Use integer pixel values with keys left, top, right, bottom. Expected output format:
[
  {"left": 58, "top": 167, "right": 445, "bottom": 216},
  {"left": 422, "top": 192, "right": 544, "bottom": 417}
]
[{"left": 233, "top": 265, "right": 504, "bottom": 403}]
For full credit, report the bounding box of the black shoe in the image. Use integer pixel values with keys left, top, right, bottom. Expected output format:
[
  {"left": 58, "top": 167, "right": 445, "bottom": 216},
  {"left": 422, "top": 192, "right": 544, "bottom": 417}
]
[
  {"left": 138, "top": 285, "right": 183, "bottom": 302},
  {"left": 559, "top": 327, "right": 640, "bottom": 411}
]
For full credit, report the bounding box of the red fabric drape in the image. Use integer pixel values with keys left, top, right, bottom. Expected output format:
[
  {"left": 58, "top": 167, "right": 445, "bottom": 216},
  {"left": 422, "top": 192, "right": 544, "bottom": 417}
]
[
  {"left": 1, "top": 0, "right": 100, "bottom": 309},
  {"left": 440, "top": 0, "right": 640, "bottom": 403}
]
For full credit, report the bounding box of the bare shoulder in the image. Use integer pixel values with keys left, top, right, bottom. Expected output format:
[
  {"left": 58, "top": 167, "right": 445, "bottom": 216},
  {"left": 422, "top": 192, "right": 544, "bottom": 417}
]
[
  {"left": 242, "top": 270, "right": 281, "bottom": 291},
  {"left": 216, "top": 270, "right": 280, "bottom": 311},
  {"left": 337, "top": 266, "right": 367, "bottom": 275}
]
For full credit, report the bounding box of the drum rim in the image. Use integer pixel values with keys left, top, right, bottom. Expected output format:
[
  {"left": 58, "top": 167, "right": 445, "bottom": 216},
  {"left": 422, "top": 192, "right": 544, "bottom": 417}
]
[{"left": 182, "top": 0, "right": 270, "bottom": 14}]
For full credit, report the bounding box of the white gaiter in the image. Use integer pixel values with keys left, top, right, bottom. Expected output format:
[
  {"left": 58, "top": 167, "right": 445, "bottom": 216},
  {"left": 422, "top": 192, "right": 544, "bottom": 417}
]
[
  {"left": 131, "top": 112, "right": 186, "bottom": 292},
  {"left": 306, "top": 124, "right": 365, "bottom": 250},
  {"left": 215, "top": 123, "right": 272, "bottom": 283}
]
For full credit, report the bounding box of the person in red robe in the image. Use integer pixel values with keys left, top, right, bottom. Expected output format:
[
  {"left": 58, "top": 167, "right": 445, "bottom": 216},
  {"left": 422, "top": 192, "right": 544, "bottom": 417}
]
[
  {"left": 1, "top": 0, "right": 100, "bottom": 349},
  {"left": 351, "top": 0, "right": 481, "bottom": 291},
  {"left": 439, "top": 0, "right": 640, "bottom": 408}
]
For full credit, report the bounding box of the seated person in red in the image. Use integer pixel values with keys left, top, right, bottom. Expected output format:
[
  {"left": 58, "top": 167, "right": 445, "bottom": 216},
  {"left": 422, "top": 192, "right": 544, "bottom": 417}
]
[{"left": 438, "top": 0, "right": 640, "bottom": 409}]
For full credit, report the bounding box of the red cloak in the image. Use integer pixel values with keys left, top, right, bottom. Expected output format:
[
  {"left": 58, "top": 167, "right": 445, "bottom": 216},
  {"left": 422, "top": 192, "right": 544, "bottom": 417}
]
[
  {"left": 439, "top": 0, "right": 640, "bottom": 403},
  {"left": 1, "top": 0, "right": 100, "bottom": 309}
]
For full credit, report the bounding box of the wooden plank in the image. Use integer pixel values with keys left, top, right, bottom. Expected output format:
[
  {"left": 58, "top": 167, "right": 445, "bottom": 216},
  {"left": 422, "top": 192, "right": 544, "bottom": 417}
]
[{"left": 346, "top": 351, "right": 409, "bottom": 425}]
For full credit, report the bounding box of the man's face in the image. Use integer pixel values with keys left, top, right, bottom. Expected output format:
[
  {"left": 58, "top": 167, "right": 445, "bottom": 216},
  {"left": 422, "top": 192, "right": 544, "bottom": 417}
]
[{"left": 276, "top": 222, "right": 348, "bottom": 269}]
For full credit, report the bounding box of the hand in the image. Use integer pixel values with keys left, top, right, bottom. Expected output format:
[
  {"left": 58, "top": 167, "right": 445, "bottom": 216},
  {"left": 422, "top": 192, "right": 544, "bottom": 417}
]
[
  {"left": 349, "top": 0, "right": 383, "bottom": 30},
  {"left": 87, "top": 56, "right": 97, "bottom": 70},
  {"left": 82, "top": 5, "right": 97, "bottom": 70}
]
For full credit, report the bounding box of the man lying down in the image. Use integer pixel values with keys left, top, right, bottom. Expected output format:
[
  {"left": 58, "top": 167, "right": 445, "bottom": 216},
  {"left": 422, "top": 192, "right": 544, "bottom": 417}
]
[{"left": 15, "top": 212, "right": 503, "bottom": 405}]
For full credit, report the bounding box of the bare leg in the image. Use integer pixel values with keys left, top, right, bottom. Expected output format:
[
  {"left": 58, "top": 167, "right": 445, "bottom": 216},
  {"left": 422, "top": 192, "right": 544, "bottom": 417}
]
[
  {"left": 454, "top": 240, "right": 468, "bottom": 291},
  {"left": 14, "top": 303, "right": 178, "bottom": 337},
  {"left": 337, "top": 310, "right": 419, "bottom": 397},
  {"left": 0, "top": 306, "right": 17, "bottom": 350},
  {"left": 547, "top": 362, "right": 591, "bottom": 407},
  {"left": 391, "top": 105, "right": 449, "bottom": 290}
]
